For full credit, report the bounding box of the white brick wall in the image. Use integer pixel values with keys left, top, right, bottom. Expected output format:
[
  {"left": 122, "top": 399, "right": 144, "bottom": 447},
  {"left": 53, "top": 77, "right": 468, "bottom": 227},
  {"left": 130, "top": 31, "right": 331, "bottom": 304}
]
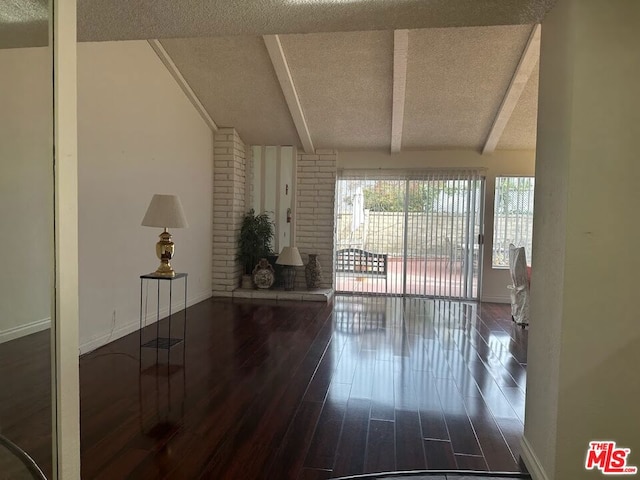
[
  {"left": 212, "top": 128, "right": 246, "bottom": 292},
  {"left": 295, "top": 150, "right": 337, "bottom": 290},
  {"left": 211, "top": 140, "right": 336, "bottom": 293}
]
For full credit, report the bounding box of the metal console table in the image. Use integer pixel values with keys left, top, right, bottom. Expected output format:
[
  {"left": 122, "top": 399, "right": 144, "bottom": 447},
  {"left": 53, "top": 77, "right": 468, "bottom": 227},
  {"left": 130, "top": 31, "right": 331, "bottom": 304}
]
[
  {"left": 0, "top": 434, "right": 46, "bottom": 480},
  {"left": 138, "top": 273, "right": 188, "bottom": 436},
  {"left": 139, "top": 273, "right": 188, "bottom": 365}
]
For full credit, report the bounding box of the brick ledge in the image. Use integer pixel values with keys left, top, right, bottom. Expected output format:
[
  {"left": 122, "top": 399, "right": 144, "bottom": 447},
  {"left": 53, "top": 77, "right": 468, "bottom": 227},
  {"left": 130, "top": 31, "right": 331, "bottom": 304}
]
[{"left": 218, "top": 287, "right": 334, "bottom": 303}]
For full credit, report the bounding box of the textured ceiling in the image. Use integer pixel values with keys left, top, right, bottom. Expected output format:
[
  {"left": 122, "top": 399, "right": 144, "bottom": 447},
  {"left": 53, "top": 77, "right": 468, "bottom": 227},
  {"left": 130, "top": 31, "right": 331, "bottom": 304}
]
[
  {"left": 2, "top": 0, "right": 556, "bottom": 49},
  {"left": 402, "top": 25, "right": 532, "bottom": 150},
  {"left": 156, "top": 24, "right": 540, "bottom": 151},
  {"left": 498, "top": 62, "right": 540, "bottom": 150},
  {"left": 1, "top": 0, "right": 544, "bottom": 152},
  {"left": 0, "top": 0, "right": 48, "bottom": 48},
  {"left": 76, "top": 0, "right": 555, "bottom": 42},
  {"left": 160, "top": 36, "right": 299, "bottom": 146},
  {"left": 281, "top": 31, "right": 393, "bottom": 150}
]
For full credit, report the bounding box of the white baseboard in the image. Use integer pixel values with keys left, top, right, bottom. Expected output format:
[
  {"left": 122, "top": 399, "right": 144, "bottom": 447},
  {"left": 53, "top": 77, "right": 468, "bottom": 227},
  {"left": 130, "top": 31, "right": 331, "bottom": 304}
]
[
  {"left": 481, "top": 295, "right": 510, "bottom": 304},
  {"left": 189, "top": 290, "right": 214, "bottom": 305},
  {"left": 79, "top": 290, "right": 213, "bottom": 355},
  {"left": 521, "top": 435, "right": 550, "bottom": 480},
  {"left": 80, "top": 317, "right": 140, "bottom": 355},
  {"left": 0, "top": 317, "right": 51, "bottom": 344}
]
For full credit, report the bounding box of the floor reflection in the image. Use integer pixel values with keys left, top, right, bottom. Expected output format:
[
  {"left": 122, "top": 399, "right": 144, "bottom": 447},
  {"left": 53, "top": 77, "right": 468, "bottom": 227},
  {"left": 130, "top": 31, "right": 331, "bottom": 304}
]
[
  {"left": 316, "top": 295, "right": 527, "bottom": 475},
  {"left": 75, "top": 296, "right": 527, "bottom": 478}
]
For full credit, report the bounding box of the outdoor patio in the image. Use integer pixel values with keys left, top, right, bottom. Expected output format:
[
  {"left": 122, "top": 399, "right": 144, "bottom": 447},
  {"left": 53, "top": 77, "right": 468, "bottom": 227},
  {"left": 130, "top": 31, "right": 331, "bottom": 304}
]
[{"left": 336, "top": 256, "right": 479, "bottom": 298}]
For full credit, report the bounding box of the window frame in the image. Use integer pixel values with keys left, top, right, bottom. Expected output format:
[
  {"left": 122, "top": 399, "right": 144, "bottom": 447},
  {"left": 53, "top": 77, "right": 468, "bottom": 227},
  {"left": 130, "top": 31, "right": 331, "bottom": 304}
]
[{"left": 492, "top": 175, "right": 535, "bottom": 269}]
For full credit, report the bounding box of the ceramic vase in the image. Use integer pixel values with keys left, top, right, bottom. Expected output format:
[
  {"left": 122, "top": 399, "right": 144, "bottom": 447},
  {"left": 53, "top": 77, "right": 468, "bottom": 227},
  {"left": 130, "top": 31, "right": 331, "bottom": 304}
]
[
  {"left": 252, "top": 258, "right": 275, "bottom": 289},
  {"left": 305, "top": 254, "right": 322, "bottom": 289}
]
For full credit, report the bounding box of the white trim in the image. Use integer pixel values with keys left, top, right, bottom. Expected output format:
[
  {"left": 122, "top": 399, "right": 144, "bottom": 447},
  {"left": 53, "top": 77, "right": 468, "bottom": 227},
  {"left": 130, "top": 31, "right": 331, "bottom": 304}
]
[
  {"left": 0, "top": 317, "right": 51, "bottom": 344},
  {"left": 80, "top": 319, "right": 138, "bottom": 355},
  {"left": 520, "top": 435, "right": 551, "bottom": 480},
  {"left": 263, "top": 35, "right": 315, "bottom": 154},
  {"left": 291, "top": 147, "right": 298, "bottom": 245},
  {"left": 481, "top": 295, "right": 511, "bottom": 304},
  {"left": 54, "top": 0, "right": 81, "bottom": 477},
  {"left": 79, "top": 290, "right": 212, "bottom": 355},
  {"left": 275, "top": 146, "right": 282, "bottom": 251},
  {"left": 391, "top": 29, "right": 409, "bottom": 154},
  {"left": 482, "top": 24, "right": 541, "bottom": 154},
  {"left": 147, "top": 39, "right": 218, "bottom": 133}
]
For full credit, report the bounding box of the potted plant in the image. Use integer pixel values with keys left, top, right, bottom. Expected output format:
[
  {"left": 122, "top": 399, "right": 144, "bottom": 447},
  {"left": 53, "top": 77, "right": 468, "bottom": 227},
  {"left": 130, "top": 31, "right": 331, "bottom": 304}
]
[{"left": 237, "top": 209, "right": 274, "bottom": 288}]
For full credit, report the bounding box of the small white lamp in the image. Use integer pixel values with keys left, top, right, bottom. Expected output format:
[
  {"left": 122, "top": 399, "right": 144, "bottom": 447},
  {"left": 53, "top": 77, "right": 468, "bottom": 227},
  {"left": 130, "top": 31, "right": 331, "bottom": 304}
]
[
  {"left": 276, "top": 246, "right": 304, "bottom": 291},
  {"left": 141, "top": 194, "right": 188, "bottom": 277}
]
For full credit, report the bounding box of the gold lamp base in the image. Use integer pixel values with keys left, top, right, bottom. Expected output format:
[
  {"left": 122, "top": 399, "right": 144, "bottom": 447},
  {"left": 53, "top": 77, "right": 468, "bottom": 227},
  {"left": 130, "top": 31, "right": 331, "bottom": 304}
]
[{"left": 153, "top": 229, "right": 176, "bottom": 277}]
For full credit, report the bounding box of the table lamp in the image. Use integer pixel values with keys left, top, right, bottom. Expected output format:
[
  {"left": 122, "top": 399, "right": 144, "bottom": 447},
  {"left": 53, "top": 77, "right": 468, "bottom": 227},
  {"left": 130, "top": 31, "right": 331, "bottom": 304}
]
[
  {"left": 141, "top": 194, "right": 188, "bottom": 277},
  {"left": 276, "top": 246, "right": 303, "bottom": 290}
]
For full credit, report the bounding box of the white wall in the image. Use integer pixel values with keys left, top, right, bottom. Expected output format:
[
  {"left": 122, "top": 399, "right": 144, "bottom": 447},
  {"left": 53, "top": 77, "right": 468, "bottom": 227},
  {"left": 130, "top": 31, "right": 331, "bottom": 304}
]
[
  {"left": 0, "top": 47, "right": 53, "bottom": 342},
  {"left": 520, "top": 3, "right": 569, "bottom": 476},
  {"left": 523, "top": 0, "right": 640, "bottom": 480},
  {"left": 338, "top": 149, "right": 535, "bottom": 303},
  {"left": 78, "top": 40, "right": 214, "bottom": 353},
  {"left": 524, "top": 2, "right": 640, "bottom": 479}
]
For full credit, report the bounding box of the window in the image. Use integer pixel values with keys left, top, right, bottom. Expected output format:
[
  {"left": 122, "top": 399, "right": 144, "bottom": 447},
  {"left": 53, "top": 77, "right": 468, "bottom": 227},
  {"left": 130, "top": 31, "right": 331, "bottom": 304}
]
[{"left": 492, "top": 176, "right": 535, "bottom": 268}]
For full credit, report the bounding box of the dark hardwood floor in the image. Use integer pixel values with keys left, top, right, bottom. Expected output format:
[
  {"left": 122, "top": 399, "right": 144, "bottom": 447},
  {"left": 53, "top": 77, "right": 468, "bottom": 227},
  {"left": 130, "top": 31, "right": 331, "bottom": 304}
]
[
  {"left": 0, "top": 296, "right": 528, "bottom": 479},
  {"left": 0, "top": 329, "right": 52, "bottom": 479}
]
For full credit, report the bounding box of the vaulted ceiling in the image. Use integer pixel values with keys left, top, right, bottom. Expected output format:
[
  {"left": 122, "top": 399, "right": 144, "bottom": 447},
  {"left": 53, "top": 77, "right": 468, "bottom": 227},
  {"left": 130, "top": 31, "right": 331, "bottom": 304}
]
[
  {"left": 159, "top": 25, "right": 541, "bottom": 152},
  {"left": 2, "top": 0, "right": 553, "bottom": 153}
]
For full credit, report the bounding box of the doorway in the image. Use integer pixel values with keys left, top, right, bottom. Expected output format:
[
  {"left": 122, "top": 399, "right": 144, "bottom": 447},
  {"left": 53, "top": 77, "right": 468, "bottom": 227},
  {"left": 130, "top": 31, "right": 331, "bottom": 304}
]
[{"left": 335, "top": 170, "right": 484, "bottom": 300}]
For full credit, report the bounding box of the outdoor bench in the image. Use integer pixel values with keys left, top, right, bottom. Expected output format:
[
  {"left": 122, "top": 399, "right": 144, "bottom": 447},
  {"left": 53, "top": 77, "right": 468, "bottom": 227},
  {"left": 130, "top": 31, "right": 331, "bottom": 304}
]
[{"left": 335, "top": 248, "right": 388, "bottom": 292}]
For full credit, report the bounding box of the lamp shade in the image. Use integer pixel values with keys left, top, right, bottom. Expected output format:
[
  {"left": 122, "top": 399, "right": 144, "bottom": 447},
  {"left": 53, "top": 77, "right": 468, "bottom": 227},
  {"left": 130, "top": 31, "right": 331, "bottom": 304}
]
[
  {"left": 141, "top": 194, "right": 189, "bottom": 228},
  {"left": 276, "top": 246, "right": 303, "bottom": 266}
]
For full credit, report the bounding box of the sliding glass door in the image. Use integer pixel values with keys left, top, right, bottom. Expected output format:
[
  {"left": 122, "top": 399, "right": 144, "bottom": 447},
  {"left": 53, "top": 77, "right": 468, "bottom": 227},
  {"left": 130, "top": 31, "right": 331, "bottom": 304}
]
[{"left": 335, "top": 170, "right": 484, "bottom": 300}]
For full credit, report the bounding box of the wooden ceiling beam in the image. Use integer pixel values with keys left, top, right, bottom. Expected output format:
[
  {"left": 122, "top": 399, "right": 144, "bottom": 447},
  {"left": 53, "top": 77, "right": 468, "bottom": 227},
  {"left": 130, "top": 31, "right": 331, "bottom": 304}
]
[
  {"left": 391, "top": 29, "right": 409, "bottom": 154},
  {"left": 148, "top": 39, "right": 218, "bottom": 132},
  {"left": 263, "top": 34, "right": 315, "bottom": 154},
  {"left": 482, "top": 23, "right": 541, "bottom": 155}
]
